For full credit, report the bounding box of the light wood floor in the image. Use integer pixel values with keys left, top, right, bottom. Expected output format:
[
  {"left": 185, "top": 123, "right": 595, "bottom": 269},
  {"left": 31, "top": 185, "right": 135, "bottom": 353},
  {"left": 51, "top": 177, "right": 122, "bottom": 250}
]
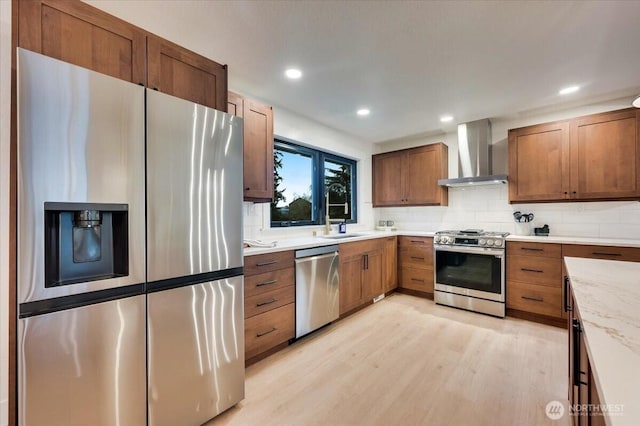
[{"left": 209, "top": 294, "right": 570, "bottom": 426}]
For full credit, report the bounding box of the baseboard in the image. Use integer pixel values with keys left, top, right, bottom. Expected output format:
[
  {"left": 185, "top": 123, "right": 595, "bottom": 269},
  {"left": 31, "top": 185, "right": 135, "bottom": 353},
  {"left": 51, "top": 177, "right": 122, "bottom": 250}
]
[
  {"left": 395, "top": 287, "right": 434, "bottom": 300},
  {"left": 506, "top": 308, "right": 567, "bottom": 328},
  {"left": 1, "top": 398, "right": 7, "bottom": 426}
]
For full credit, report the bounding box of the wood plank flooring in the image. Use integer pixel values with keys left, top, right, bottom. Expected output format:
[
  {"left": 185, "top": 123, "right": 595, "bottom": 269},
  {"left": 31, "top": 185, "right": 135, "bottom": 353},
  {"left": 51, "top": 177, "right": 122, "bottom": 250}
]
[{"left": 208, "top": 293, "right": 570, "bottom": 426}]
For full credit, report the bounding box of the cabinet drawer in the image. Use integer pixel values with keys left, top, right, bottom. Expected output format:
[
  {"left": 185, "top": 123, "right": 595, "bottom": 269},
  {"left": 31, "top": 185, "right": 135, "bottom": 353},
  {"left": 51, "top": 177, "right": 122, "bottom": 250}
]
[
  {"left": 245, "top": 250, "right": 294, "bottom": 275},
  {"left": 507, "top": 281, "right": 562, "bottom": 318},
  {"left": 245, "top": 267, "right": 294, "bottom": 298},
  {"left": 399, "top": 246, "right": 432, "bottom": 269},
  {"left": 562, "top": 244, "right": 640, "bottom": 262},
  {"left": 245, "top": 303, "right": 294, "bottom": 360},
  {"left": 398, "top": 236, "right": 433, "bottom": 247},
  {"left": 244, "top": 285, "right": 294, "bottom": 319},
  {"left": 399, "top": 266, "right": 434, "bottom": 293},
  {"left": 507, "top": 241, "right": 561, "bottom": 258},
  {"left": 507, "top": 255, "right": 562, "bottom": 287}
]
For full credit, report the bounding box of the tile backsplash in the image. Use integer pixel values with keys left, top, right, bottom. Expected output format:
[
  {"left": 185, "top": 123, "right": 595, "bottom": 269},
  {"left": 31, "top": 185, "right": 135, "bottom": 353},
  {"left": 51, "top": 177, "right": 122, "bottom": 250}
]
[
  {"left": 374, "top": 185, "right": 640, "bottom": 239},
  {"left": 244, "top": 186, "right": 640, "bottom": 240}
]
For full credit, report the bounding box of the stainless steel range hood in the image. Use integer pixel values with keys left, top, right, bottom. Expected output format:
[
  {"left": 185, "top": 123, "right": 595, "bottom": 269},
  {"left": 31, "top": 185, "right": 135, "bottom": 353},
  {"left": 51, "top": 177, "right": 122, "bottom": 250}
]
[{"left": 438, "top": 119, "right": 508, "bottom": 187}]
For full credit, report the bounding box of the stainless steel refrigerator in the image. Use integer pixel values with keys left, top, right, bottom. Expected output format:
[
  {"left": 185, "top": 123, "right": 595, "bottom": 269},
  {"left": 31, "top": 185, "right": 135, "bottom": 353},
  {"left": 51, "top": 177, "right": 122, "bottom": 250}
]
[
  {"left": 17, "top": 48, "right": 245, "bottom": 425},
  {"left": 145, "top": 89, "right": 244, "bottom": 426}
]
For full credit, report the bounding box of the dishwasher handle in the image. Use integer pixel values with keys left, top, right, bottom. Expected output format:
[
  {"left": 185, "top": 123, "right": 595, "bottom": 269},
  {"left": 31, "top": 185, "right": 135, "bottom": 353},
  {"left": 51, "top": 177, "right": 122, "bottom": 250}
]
[
  {"left": 295, "top": 245, "right": 339, "bottom": 258},
  {"left": 295, "top": 252, "right": 338, "bottom": 264}
]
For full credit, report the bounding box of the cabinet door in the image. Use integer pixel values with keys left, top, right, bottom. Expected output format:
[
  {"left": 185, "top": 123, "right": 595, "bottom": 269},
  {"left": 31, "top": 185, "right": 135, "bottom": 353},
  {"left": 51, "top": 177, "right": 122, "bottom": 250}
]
[
  {"left": 339, "top": 255, "right": 363, "bottom": 315},
  {"left": 509, "top": 121, "right": 571, "bottom": 202},
  {"left": 382, "top": 237, "right": 397, "bottom": 292},
  {"left": 372, "top": 152, "right": 404, "bottom": 206},
  {"left": 227, "top": 91, "right": 244, "bottom": 117},
  {"left": 243, "top": 99, "right": 274, "bottom": 201},
  {"left": 147, "top": 35, "right": 227, "bottom": 110},
  {"left": 570, "top": 109, "right": 640, "bottom": 200},
  {"left": 404, "top": 145, "right": 447, "bottom": 205},
  {"left": 362, "top": 250, "right": 384, "bottom": 301},
  {"left": 18, "top": 0, "right": 147, "bottom": 84}
]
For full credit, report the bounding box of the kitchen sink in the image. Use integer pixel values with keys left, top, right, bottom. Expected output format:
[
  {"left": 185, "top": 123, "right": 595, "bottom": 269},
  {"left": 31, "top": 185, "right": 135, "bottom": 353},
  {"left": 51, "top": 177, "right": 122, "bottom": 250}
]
[{"left": 319, "top": 232, "right": 368, "bottom": 239}]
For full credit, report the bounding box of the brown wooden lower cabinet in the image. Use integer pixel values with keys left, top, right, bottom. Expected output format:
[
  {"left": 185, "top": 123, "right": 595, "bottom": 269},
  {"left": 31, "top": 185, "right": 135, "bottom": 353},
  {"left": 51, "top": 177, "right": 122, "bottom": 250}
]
[
  {"left": 244, "top": 285, "right": 294, "bottom": 319},
  {"left": 244, "top": 251, "right": 295, "bottom": 362},
  {"left": 245, "top": 304, "right": 295, "bottom": 360},
  {"left": 339, "top": 239, "right": 384, "bottom": 315},
  {"left": 398, "top": 236, "right": 434, "bottom": 295},
  {"left": 507, "top": 281, "right": 561, "bottom": 318},
  {"left": 382, "top": 236, "right": 398, "bottom": 293},
  {"left": 563, "top": 244, "right": 640, "bottom": 262},
  {"left": 506, "top": 241, "right": 563, "bottom": 324},
  {"left": 567, "top": 282, "right": 607, "bottom": 426}
]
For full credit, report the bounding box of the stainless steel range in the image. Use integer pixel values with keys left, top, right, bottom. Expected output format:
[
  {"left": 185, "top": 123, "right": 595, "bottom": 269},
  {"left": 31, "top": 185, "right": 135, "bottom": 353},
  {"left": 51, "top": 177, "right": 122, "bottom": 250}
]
[{"left": 434, "top": 229, "right": 509, "bottom": 317}]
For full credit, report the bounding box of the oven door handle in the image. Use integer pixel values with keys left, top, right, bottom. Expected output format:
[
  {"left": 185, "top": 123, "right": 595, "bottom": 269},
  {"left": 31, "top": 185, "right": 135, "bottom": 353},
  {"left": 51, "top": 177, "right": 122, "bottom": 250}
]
[{"left": 434, "top": 245, "right": 504, "bottom": 257}]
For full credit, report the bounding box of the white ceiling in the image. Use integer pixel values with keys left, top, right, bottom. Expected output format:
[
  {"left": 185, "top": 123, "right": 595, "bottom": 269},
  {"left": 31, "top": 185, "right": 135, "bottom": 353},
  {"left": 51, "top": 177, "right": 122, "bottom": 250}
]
[{"left": 89, "top": 0, "right": 640, "bottom": 143}]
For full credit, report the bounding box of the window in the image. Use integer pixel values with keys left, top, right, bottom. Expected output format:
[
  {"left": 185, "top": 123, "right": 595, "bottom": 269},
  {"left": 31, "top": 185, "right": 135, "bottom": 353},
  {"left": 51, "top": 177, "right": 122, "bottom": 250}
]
[{"left": 271, "top": 138, "right": 357, "bottom": 227}]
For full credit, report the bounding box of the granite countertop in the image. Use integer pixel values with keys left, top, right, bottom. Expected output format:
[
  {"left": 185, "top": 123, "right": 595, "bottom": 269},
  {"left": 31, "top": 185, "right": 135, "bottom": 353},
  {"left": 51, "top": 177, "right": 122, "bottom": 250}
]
[
  {"left": 564, "top": 257, "right": 640, "bottom": 426},
  {"left": 507, "top": 234, "right": 640, "bottom": 248}
]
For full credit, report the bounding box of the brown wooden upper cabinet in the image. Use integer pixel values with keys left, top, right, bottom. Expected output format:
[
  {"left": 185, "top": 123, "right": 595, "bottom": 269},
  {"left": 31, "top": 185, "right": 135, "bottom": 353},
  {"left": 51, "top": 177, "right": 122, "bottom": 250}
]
[
  {"left": 227, "top": 92, "right": 274, "bottom": 202},
  {"left": 509, "top": 108, "right": 640, "bottom": 203},
  {"left": 18, "top": 0, "right": 228, "bottom": 111},
  {"left": 18, "top": 0, "right": 147, "bottom": 84},
  {"left": 508, "top": 121, "right": 570, "bottom": 202},
  {"left": 372, "top": 143, "right": 448, "bottom": 207},
  {"left": 147, "top": 36, "right": 227, "bottom": 109}
]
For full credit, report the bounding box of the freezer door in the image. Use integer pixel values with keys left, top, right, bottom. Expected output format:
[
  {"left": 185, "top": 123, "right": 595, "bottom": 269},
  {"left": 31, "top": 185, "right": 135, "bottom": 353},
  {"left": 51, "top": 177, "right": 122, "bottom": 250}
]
[
  {"left": 148, "top": 276, "right": 245, "bottom": 425},
  {"left": 18, "top": 295, "right": 146, "bottom": 426},
  {"left": 146, "top": 89, "right": 244, "bottom": 282},
  {"left": 17, "top": 49, "right": 145, "bottom": 303}
]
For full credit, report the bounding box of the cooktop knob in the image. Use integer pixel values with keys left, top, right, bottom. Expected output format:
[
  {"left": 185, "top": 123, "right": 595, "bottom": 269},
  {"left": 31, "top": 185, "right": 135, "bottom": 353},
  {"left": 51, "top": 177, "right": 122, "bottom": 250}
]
[
  {"left": 434, "top": 236, "right": 441, "bottom": 243},
  {"left": 478, "top": 238, "right": 486, "bottom": 246},
  {"left": 494, "top": 240, "right": 503, "bottom": 247},
  {"left": 486, "top": 239, "right": 494, "bottom": 246}
]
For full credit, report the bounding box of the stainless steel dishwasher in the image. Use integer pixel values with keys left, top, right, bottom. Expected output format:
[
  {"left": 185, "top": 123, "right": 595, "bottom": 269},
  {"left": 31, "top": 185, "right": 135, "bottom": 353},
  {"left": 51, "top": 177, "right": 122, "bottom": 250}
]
[{"left": 295, "top": 245, "right": 340, "bottom": 338}]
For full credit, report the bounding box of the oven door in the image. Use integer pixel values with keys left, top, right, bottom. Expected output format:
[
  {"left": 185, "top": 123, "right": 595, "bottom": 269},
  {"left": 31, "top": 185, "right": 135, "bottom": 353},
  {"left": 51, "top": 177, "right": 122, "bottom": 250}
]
[{"left": 434, "top": 245, "right": 505, "bottom": 302}]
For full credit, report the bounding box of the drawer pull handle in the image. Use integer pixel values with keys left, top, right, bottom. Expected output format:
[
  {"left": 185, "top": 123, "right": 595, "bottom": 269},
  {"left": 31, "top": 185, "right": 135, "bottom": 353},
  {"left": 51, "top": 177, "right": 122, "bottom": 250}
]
[
  {"left": 521, "top": 247, "right": 543, "bottom": 252},
  {"left": 256, "top": 298, "right": 278, "bottom": 307},
  {"left": 256, "top": 279, "right": 278, "bottom": 287},
  {"left": 592, "top": 252, "right": 622, "bottom": 257},
  {"left": 521, "top": 268, "right": 544, "bottom": 273},
  {"left": 410, "top": 256, "right": 425, "bottom": 260},
  {"left": 257, "top": 327, "right": 277, "bottom": 337},
  {"left": 411, "top": 278, "right": 425, "bottom": 282},
  {"left": 256, "top": 260, "right": 278, "bottom": 267},
  {"left": 521, "top": 295, "right": 544, "bottom": 302},
  {"left": 410, "top": 240, "right": 425, "bottom": 244}
]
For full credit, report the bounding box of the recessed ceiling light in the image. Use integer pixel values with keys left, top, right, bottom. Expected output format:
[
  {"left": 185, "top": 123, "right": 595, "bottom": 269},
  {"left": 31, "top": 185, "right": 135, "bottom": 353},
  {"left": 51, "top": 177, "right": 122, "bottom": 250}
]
[
  {"left": 357, "top": 108, "right": 370, "bottom": 116},
  {"left": 559, "top": 85, "right": 580, "bottom": 95},
  {"left": 285, "top": 68, "right": 302, "bottom": 79},
  {"left": 440, "top": 115, "right": 454, "bottom": 123}
]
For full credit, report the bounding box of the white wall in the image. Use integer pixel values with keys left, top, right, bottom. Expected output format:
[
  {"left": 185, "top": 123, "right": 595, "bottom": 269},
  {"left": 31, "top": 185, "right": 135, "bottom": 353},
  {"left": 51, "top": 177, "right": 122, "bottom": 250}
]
[
  {"left": 243, "top": 103, "right": 375, "bottom": 241},
  {"left": 375, "top": 97, "right": 640, "bottom": 239},
  {"left": 0, "top": 0, "right": 11, "bottom": 424}
]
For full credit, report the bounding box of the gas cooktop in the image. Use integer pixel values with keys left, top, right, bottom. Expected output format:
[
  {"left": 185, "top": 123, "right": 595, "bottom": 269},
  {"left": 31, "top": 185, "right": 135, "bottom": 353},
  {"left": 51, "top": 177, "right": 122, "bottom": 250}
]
[
  {"left": 434, "top": 229, "right": 510, "bottom": 248},
  {"left": 436, "top": 229, "right": 510, "bottom": 237}
]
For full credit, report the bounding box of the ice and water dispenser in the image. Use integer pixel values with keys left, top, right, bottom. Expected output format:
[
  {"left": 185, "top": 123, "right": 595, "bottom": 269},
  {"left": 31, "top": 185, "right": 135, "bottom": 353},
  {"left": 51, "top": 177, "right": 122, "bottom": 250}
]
[{"left": 44, "top": 202, "right": 129, "bottom": 286}]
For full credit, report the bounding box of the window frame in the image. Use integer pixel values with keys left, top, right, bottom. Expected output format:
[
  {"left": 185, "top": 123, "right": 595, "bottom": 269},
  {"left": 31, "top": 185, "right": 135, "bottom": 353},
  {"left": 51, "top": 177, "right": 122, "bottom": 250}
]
[{"left": 271, "top": 137, "right": 358, "bottom": 228}]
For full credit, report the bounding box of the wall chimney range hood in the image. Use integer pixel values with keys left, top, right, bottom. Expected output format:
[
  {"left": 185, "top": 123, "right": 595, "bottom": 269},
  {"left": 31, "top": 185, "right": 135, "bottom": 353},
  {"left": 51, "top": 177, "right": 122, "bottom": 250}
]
[{"left": 438, "top": 118, "right": 508, "bottom": 187}]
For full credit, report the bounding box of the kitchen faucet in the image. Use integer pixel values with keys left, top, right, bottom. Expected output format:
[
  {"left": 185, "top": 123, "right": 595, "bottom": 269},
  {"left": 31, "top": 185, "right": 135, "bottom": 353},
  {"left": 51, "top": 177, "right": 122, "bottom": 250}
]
[{"left": 325, "top": 183, "right": 349, "bottom": 235}]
